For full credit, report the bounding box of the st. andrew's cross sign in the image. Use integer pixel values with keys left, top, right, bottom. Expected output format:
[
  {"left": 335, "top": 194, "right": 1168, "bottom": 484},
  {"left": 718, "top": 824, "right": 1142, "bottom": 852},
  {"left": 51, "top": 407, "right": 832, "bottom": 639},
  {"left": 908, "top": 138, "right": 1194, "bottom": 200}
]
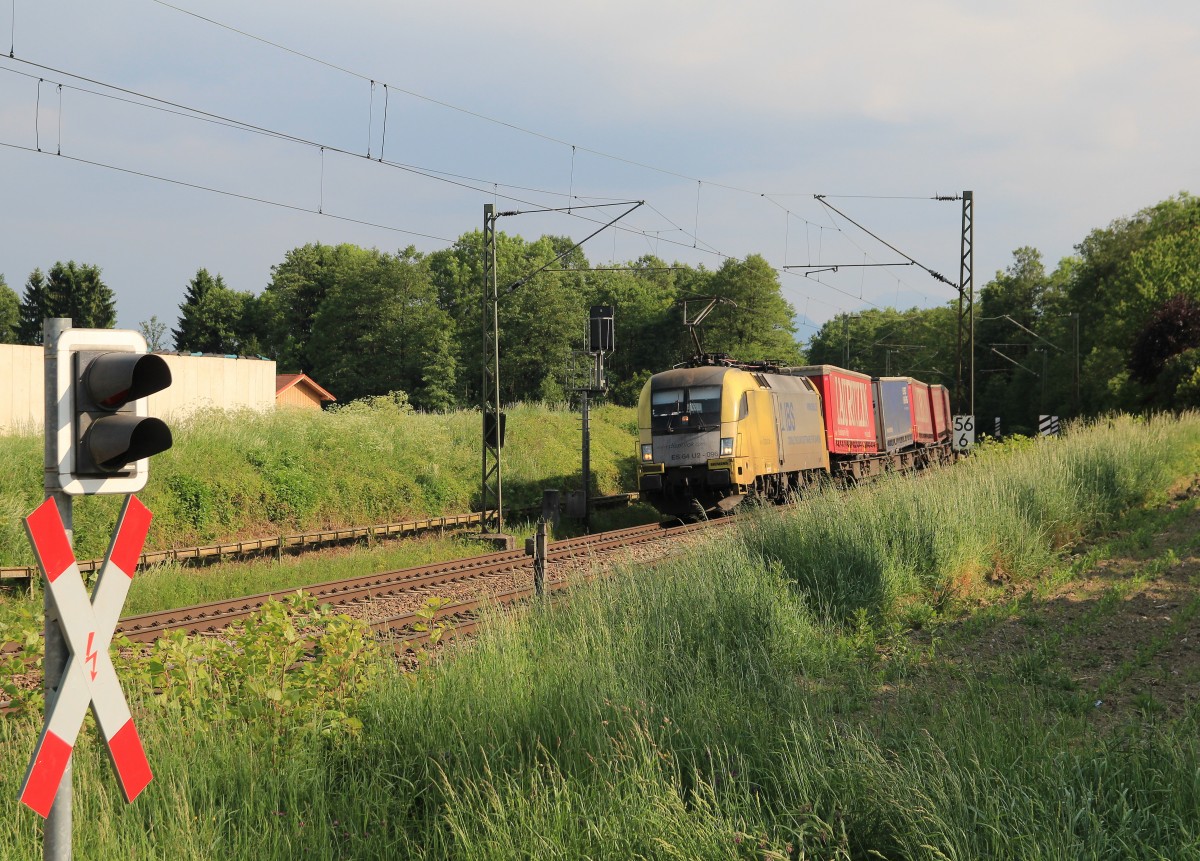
[{"left": 19, "top": 495, "right": 154, "bottom": 818}]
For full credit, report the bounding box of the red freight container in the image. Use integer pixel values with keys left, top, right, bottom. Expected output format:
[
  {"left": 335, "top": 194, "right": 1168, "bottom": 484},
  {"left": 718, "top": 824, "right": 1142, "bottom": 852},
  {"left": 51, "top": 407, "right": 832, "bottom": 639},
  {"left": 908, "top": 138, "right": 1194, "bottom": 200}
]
[
  {"left": 907, "top": 378, "right": 936, "bottom": 444},
  {"left": 790, "top": 365, "right": 877, "bottom": 455},
  {"left": 930, "top": 385, "right": 952, "bottom": 442}
]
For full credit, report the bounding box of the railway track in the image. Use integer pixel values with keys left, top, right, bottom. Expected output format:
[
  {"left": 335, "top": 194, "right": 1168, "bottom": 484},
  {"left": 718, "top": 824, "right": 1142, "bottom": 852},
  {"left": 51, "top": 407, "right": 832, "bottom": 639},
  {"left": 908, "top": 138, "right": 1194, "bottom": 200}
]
[
  {"left": 0, "top": 492, "right": 643, "bottom": 583},
  {"left": 2, "top": 510, "right": 727, "bottom": 717},
  {"left": 369, "top": 517, "right": 728, "bottom": 651},
  {"left": 109, "top": 518, "right": 722, "bottom": 643}
]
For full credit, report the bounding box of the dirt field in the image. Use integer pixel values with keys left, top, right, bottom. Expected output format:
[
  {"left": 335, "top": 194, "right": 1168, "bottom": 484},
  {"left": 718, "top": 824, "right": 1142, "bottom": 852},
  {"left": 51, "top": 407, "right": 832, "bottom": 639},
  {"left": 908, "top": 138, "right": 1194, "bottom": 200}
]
[{"left": 926, "top": 477, "right": 1200, "bottom": 729}]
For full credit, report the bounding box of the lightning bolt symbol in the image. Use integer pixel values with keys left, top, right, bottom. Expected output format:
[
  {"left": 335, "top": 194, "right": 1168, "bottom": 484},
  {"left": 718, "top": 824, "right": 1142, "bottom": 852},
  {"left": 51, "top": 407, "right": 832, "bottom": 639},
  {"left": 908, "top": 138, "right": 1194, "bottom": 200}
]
[{"left": 85, "top": 631, "right": 99, "bottom": 681}]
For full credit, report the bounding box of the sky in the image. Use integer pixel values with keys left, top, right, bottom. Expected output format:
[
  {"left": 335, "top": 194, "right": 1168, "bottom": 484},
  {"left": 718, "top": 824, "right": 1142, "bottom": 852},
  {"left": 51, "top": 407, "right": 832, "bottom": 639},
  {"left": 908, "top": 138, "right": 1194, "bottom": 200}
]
[{"left": 1, "top": 0, "right": 1197, "bottom": 342}]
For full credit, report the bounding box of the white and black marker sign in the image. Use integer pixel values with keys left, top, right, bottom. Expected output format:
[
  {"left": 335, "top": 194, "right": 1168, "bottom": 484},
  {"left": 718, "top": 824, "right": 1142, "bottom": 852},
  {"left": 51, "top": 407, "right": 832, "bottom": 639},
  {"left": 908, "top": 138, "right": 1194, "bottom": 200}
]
[{"left": 952, "top": 415, "right": 975, "bottom": 450}]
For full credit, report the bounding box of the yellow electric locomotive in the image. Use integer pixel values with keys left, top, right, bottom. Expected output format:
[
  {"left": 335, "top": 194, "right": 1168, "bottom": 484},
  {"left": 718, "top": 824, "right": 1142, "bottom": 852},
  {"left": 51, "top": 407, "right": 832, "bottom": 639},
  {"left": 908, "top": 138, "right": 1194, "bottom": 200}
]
[{"left": 636, "top": 362, "right": 830, "bottom": 516}]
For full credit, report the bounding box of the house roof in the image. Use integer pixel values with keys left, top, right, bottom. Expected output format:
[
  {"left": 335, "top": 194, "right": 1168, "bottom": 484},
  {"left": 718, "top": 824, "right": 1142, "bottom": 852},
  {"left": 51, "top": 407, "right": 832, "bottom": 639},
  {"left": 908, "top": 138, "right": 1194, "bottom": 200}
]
[{"left": 275, "top": 373, "right": 336, "bottom": 402}]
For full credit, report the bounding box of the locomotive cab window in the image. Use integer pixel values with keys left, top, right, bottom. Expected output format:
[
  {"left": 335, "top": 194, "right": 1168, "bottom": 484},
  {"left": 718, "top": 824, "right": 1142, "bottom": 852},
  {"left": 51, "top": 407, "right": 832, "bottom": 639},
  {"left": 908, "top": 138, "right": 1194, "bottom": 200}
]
[{"left": 650, "top": 385, "right": 722, "bottom": 432}]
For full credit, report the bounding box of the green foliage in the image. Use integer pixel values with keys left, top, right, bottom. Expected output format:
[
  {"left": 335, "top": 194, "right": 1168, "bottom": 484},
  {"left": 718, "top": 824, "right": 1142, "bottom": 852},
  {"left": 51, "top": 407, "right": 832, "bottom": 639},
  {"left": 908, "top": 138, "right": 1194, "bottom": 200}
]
[
  {"left": 247, "top": 447, "right": 320, "bottom": 525},
  {"left": 137, "top": 314, "right": 169, "bottom": 351},
  {"left": 0, "top": 400, "right": 639, "bottom": 565},
  {"left": 579, "top": 256, "right": 687, "bottom": 405},
  {"left": 109, "top": 593, "right": 382, "bottom": 736},
  {"left": 1069, "top": 192, "right": 1200, "bottom": 413},
  {"left": 173, "top": 268, "right": 259, "bottom": 354},
  {"left": 742, "top": 413, "right": 1195, "bottom": 622},
  {"left": 164, "top": 472, "right": 214, "bottom": 532},
  {"left": 1128, "top": 296, "right": 1200, "bottom": 410},
  {"left": 703, "top": 254, "right": 804, "bottom": 363},
  {"left": 806, "top": 304, "right": 955, "bottom": 382},
  {"left": 0, "top": 274, "right": 18, "bottom": 343},
  {"left": 2, "top": 415, "right": 1200, "bottom": 857},
  {"left": 16, "top": 261, "right": 116, "bottom": 343},
  {"left": 807, "top": 192, "right": 1200, "bottom": 424},
  {"left": 306, "top": 246, "right": 456, "bottom": 408},
  {"left": 0, "top": 597, "right": 44, "bottom": 714},
  {"left": 972, "top": 246, "right": 1078, "bottom": 428}
]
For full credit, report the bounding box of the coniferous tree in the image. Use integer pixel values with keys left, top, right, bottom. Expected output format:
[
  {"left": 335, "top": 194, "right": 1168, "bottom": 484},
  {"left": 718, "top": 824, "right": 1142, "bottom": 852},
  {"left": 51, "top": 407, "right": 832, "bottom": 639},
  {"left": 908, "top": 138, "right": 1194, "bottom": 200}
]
[
  {"left": 49, "top": 261, "right": 116, "bottom": 329},
  {"left": 172, "top": 269, "right": 253, "bottom": 354},
  {"left": 0, "top": 275, "right": 19, "bottom": 343},
  {"left": 17, "top": 262, "right": 116, "bottom": 343},
  {"left": 17, "top": 269, "right": 51, "bottom": 344}
]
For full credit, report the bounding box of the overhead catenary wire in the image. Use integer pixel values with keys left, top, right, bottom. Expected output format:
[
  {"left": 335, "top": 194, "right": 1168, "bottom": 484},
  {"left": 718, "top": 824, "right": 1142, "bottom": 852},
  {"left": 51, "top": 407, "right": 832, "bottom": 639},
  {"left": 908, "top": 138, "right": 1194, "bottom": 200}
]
[
  {"left": 501, "top": 201, "right": 644, "bottom": 293},
  {"left": 366, "top": 80, "right": 374, "bottom": 159},
  {"left": 0, "top": 139, "right": 456, "bottom": 243},
  {"left": 378, "top": 83, "right": 388, "bottom": 162},
  {"left": 0, "top": 36, "right": 948, "bottom": 328},
  {"left": 66, "top": 0, "right": 958, "bottom": 328},
  {"left": 0, "top": 58, "right": 679, "bottom": 237},
  {"left": 815, "top": 195, "right": 955, "bottom": 287},
  {"left": 0, "top": 58, "right": 661, "bottom": 242},
  {"left": 0, "top": 84, "right": 878, "bottom": 337},
  {"left": 143, "top": 0, "right": 954, "bottom": 207},
  {"left": 759, "top": 194, "right": 938, "bottom": 307},
  {"left": 0, "top": 69, "right": 874, "bottom": 332},
  {"left": 0, "top": 52, "right": 949, "bottom": 321}
]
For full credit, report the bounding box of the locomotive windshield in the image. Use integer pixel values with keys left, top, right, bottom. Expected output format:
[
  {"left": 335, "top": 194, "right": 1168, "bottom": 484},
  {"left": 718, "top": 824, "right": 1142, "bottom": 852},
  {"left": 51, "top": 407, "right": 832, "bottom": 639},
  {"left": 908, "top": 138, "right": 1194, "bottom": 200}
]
[{"left": 650, "top": 385, "right": 722, "bottom": 433}]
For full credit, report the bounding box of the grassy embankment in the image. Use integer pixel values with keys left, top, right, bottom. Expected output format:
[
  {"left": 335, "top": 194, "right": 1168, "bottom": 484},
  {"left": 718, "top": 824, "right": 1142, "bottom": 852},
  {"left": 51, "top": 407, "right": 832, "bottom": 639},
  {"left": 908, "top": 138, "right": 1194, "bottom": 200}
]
[
  {"left": 2, "top": 413, "right": 1199, "bottom": 859},
  {"left": 0, "top": 399, "right": 646, "bottom": 607}
]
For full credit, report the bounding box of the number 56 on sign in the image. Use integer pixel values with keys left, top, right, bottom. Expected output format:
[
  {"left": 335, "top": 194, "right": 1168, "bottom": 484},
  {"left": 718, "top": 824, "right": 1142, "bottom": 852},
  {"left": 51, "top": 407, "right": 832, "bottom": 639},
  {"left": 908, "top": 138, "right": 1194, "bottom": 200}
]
[{"left": 952, "top": 415, "right": 975, "bottom": 451}]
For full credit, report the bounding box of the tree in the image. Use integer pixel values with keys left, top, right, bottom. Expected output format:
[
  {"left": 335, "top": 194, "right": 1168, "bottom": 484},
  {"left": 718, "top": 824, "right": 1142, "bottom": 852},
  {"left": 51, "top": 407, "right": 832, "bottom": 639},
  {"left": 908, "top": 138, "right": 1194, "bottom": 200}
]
[
  {"left": 48, "top": 261, "right": 116, "bottom": 329},
  {"left": 138, "top": 316, "right": 168, "bottom": 352},
  {"left": 307, "top": 246, "right": 456, "bottom": 408},
  {"left": 260, "top": 243, "right": 351, "bottom": 372},
  {"left": 173, "top": 269, "right": 256, "bottom": 354},
  {"left": 0, "top": 275, "right": 18, "bottom": 343},
  {"left": 1127, "top": 296, "right": 1200, "bottom": 410},
  {"left": 973, "top": 247, "right": 1056, "bottom": 427},
  {"left": 581, "top": 256, "right": 686, "bottom": 405},
  {"left": 17, "top": 269, "right": 51, "bottom": 344},
  {"left": 806, "top": 305, "right": 955, "bottom": 383},
  {"left": 427, "top": 231, "right": 589, "bottom": 406},
  {"left": 701, "top": 255, "right": 803, "bottom": 364},
  {"left": 1068, "top": 192, "right": 1200, "bottom": 412},
  {"left": 16, "top": 262, "right": 116, "bottom": 343}
]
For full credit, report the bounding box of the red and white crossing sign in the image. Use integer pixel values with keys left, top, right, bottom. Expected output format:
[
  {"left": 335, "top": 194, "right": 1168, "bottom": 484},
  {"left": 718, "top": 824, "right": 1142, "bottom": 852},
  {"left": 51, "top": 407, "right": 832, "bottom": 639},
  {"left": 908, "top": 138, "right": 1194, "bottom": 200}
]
[{"left": 19, "top": 496, "right": 154, "bottom": 818}]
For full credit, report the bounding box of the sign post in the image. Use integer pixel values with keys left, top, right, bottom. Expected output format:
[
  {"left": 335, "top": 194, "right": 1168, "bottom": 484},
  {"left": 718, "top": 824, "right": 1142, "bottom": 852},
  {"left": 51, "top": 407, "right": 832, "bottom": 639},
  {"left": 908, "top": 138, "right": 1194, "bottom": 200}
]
[
  {"left": 952, "top": 414, "right": 975, "bottom": 451},
  {"left": 25, "top": 319, "right": 167, "bottom": 859}
]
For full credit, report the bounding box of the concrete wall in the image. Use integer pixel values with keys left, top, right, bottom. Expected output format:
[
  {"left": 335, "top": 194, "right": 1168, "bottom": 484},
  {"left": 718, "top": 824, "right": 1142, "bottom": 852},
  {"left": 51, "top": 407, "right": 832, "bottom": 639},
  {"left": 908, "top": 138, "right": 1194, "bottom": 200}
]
[
  {"left": 147, "top": 353, "right": 277, "bottom": 420},
  {"left": 0, "top": 344, "right": 42, "bottom": 433},
  {"left": 0, "top": 345, "right": 276, "bottom": 433}
]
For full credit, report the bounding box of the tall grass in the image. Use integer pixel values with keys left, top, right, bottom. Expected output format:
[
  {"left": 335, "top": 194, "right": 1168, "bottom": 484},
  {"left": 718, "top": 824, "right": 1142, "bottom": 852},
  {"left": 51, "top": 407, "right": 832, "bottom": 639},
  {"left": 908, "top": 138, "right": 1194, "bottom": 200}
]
[
  {"left": 740, "top": 414, "right": 1196, "bottom": 621},
  {"left": 0, "top": 400, "right": 638, "bottom": 566},
  {"left": 2, "top": 413, "right": 1198, "bottom": 858},
  {"left": 5, "top": 537, "right": 1196, "bottom": 858}
]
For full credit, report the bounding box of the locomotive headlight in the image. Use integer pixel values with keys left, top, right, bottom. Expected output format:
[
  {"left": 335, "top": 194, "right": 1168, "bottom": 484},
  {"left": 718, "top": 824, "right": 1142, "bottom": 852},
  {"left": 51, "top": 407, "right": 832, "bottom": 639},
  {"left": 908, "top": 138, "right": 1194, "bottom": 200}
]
[
  {"left": 641, "top": 444, "right": 654, "bottom": 462},
  {"left": 720, "top": 437, "right": 734, "bottom": 456}
]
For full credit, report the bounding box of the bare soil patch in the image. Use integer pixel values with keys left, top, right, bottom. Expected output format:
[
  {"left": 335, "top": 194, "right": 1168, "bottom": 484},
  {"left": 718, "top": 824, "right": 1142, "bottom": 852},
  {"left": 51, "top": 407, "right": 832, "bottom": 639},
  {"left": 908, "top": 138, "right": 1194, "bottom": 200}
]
[{"left": 924, "top": 478, "right": 1200, "bottom": 729}]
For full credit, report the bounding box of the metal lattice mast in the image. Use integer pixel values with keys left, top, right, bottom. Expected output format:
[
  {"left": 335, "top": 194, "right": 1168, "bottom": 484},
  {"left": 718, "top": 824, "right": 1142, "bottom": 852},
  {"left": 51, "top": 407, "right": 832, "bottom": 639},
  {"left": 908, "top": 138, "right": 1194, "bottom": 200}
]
[
  {"left": 481, "top": 204, "right": 502, "bottom": 534},
  {"left": 956, "top": 190, "right": 975, "bottom": 416}
]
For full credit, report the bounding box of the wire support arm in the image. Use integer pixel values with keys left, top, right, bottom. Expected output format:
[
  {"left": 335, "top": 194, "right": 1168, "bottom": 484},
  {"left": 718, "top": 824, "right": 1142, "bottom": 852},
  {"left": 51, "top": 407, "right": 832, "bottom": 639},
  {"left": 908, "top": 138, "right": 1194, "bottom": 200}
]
[
  {"left": 504, "top": 201, "right": 644, "bottom": 293},
  {"left": 813, "top": 195, "right": 956, "bottom": 288}
]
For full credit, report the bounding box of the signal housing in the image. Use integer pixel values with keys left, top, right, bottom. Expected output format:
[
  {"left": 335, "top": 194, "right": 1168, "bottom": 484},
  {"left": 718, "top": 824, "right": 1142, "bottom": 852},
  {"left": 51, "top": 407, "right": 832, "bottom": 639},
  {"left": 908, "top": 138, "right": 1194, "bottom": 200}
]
[{"left": 54, "top": 329, "right": 173, "bottom": 495}]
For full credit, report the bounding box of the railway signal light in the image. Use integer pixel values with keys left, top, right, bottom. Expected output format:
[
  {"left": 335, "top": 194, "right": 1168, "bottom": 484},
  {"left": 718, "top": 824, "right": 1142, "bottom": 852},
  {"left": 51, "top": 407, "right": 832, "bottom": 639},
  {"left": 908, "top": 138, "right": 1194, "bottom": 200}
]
[
  {"left": 55, "top": 328, "right": 173, "bottom": 495},
  {"left": 589, "top": 305, "right": 614, "bottom": 353}
]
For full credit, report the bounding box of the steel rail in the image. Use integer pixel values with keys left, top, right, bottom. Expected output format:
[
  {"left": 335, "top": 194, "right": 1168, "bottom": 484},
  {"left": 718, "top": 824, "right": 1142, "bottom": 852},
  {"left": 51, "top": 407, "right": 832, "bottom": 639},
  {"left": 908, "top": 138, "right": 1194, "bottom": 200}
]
[
  {"left": 112, "top": 520, "right": 681, "bottom": 642},
  {"left": 0, "top": 492, "right": 643, "bottom": 582}
]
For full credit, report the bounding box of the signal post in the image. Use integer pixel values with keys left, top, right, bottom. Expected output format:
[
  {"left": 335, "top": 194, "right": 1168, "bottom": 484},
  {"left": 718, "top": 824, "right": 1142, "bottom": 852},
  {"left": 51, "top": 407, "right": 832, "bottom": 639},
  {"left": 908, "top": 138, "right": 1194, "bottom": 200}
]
[{"left": 29, "top": 319, "right": 174, "bottom": 861}]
